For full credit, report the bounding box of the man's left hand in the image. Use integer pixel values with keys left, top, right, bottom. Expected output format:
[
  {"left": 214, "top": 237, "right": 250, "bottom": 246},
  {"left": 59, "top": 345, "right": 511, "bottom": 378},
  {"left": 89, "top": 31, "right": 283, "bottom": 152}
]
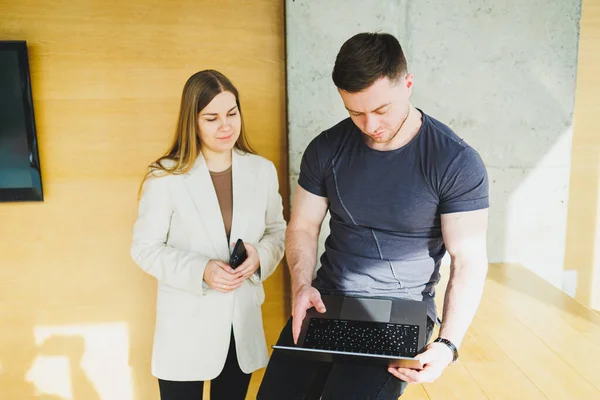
[{"left": 388, "top": 341, "right": 454, "bottom": 383}]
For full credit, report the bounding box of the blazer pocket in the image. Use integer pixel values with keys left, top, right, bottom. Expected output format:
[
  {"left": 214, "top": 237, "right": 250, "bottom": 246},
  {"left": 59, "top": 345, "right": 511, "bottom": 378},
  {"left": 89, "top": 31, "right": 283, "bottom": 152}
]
[{"left": 254, "top": 285, "right": 266, "bottom": 306}]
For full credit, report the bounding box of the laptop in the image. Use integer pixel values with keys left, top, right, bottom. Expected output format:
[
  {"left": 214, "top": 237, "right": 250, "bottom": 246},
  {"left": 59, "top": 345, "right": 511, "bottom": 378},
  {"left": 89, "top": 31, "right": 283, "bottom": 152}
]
[{"left": 273, "top": 294, "right": 429, "bottom": 369}]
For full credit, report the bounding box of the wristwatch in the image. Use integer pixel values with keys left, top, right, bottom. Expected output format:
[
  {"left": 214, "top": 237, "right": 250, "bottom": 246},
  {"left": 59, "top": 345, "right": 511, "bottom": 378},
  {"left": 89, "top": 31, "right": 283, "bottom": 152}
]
[{"left": 433, "top": 337, "right": 459, "bottom": 363}]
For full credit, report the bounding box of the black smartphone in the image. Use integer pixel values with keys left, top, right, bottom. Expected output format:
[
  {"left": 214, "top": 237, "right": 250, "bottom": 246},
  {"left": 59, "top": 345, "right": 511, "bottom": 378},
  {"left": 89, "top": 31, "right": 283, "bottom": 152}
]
[{"left": 229, "top": 238, "right": 247, "bottom": 269}]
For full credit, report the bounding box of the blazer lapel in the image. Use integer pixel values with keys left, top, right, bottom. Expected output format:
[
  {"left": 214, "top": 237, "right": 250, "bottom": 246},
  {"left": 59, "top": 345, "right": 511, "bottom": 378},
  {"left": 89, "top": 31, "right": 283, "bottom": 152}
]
[
  {"left": 184, "top": 153, "right": 230, "bottom": 261},
  {"left": 229, "top": 150, "right": 258, "bottom": 247}
]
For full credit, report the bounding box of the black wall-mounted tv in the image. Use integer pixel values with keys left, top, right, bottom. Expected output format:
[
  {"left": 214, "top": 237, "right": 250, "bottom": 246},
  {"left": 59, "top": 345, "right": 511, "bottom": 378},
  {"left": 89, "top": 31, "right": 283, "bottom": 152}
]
[{"left": 0, "top": 41, "right": 43, "bottom": 202}]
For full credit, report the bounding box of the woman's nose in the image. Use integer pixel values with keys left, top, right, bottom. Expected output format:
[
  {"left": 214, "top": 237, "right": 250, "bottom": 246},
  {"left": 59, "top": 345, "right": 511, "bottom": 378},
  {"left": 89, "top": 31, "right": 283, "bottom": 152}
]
[{"left": 219, "top": 120, "right": 231, "bottom": 131}]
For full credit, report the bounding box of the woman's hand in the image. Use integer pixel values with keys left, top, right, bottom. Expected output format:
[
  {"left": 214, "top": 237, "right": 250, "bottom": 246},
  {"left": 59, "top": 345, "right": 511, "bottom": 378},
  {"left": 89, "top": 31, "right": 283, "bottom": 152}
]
[
  {"left": 231, "top": 243, "right": 261, "bottom": 280},
  {"left": 203, "top": 259, "right": 245, "bottom": 293}
]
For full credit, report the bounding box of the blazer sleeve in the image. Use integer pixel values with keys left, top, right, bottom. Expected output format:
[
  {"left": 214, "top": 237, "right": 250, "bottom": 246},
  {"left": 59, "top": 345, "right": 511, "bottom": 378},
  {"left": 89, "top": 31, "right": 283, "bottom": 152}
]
[
  {"left": 130, "top": 174, "right": 210, "bottom": 295},
  {"left": 250, "top": 161, "right": 286, "bottom": 283}
]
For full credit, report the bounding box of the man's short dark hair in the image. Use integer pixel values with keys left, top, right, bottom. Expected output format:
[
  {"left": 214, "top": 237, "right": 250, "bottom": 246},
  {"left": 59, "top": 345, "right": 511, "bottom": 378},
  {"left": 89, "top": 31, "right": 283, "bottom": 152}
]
[{"left": 332, "top": 32, "right": 408, "bottom": 93}]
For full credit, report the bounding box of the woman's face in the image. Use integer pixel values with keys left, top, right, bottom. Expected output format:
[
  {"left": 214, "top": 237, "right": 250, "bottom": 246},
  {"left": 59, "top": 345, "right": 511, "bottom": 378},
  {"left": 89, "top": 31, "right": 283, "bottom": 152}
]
[{"left": 197, "top": 91, "right": 241, "bottom": 154}]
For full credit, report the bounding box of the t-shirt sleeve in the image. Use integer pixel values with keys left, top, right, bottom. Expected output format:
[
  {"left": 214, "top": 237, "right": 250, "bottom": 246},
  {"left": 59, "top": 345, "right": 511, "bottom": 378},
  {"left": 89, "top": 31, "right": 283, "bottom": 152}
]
[
  {"left": 298, "top": 133, "right": 331, "bottom": 198},
  {"left": 439, "top": 146, "right": 489, "bottom": 214}
]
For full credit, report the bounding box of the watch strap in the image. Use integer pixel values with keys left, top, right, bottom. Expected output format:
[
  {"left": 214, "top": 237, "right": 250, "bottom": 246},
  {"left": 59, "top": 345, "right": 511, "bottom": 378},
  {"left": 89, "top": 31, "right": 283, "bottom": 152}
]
[{"left": 433, "top": 337, "right": 459, "bottom": 363}]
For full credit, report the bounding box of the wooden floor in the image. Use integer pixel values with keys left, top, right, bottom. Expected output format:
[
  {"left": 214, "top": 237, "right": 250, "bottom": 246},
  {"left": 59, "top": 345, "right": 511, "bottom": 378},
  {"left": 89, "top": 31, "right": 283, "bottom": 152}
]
[
  {"left": 401, "top": 263, "right": 600, "bottom": 400},
  {"left": 238, "top": 263, "right": 600, "bottom": 399}
]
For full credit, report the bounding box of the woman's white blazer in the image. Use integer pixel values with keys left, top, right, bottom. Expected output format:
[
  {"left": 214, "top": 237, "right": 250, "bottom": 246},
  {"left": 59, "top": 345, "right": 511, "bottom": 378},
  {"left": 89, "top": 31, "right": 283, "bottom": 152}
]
[{"left": 130, "top": 150, "right": 286, "bottom": 381}]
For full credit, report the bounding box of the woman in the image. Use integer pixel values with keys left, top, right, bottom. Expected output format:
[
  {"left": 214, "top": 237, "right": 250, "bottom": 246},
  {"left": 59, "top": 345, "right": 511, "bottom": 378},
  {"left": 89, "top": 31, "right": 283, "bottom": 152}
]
[{"left": 131, "top": 70, "right": 286, "bottom": 399}]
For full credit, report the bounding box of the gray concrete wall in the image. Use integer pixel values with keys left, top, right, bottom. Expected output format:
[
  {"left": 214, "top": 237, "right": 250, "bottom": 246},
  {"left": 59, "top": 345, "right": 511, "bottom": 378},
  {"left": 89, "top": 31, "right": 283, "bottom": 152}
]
[{"left": 286, "top": 0, "right": 582, "bottom": 289}]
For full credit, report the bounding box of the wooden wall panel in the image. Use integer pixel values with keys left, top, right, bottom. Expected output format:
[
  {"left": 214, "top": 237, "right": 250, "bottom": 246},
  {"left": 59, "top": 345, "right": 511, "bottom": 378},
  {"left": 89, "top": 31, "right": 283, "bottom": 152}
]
[
  {"left": 0, "top": 1, "right": 288, "bottom": 398},
  {"left": 564, "top": 0, "right": 600, "bottom": 311}
]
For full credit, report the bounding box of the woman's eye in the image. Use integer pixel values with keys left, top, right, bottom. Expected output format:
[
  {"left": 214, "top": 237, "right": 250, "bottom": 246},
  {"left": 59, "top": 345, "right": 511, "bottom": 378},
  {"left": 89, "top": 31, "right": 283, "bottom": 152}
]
[
  {"left": 206, "top": 118, "right": 217, "bottom": 122},
  {"left": 228, "top": 112, "right": 238, "bottom": 117}
]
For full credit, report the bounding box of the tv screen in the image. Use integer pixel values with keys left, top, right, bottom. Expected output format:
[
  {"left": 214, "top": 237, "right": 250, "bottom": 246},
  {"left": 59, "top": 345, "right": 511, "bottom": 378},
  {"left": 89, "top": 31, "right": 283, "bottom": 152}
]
[{"left": 0, "top": 41, "right": 43, "bottom": 202}]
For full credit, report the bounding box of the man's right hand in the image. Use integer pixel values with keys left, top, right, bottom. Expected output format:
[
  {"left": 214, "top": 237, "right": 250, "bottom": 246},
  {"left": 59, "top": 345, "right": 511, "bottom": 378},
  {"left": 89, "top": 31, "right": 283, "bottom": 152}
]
[{"left": 292, "top": 284, "right": 327, "bottom": 344}]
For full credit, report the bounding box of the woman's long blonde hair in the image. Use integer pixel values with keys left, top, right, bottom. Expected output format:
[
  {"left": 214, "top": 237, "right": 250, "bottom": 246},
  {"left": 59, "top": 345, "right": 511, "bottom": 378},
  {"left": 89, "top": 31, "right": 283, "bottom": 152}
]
[{"left": 141, "top": 70, "right": 255, "bottom": 190}]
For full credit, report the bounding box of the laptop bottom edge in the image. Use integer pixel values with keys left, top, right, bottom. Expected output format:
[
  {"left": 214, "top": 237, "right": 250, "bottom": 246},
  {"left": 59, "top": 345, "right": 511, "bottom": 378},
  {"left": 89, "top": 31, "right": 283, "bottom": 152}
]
[{"left": 272, "top": 345, "right": 424, "bottom": 370}]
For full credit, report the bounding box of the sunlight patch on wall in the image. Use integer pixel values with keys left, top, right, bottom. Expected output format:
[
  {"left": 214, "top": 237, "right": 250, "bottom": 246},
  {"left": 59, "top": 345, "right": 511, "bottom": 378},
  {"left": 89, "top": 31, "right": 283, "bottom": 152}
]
[
  {"left": 26, "top": 356, "right": 71, "bottom": 398},
  {"left": 26, "top": 322, "right": 133, "bottom": 400},
  {"left": 504, "top": 130, "right": 573, "bottom": 288}
]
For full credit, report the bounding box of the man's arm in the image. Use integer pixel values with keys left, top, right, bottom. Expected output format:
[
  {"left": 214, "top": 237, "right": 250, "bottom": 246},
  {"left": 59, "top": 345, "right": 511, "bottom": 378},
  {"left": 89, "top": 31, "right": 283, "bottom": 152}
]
[
  {"left": 286, "top": 185, "right": 329, "bottom": 343},
  {"left": 438, "top": 208, "right": 489, "bottom": 347},
  {"left": 287, "top": 185, "right": 329, "bottom": 291},
  {"left": 390, "top": 208, "right": 488, "bottom": 383}
]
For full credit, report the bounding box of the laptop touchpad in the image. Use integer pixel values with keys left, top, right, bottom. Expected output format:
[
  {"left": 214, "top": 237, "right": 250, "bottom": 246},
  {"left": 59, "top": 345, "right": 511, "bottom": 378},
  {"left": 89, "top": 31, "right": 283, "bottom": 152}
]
[{"left": 340, "top": 298, "right": 392, "bottom": 322}]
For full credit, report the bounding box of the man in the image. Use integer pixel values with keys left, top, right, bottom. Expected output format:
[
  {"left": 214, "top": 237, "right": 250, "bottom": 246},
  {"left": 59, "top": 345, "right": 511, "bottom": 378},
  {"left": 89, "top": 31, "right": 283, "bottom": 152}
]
[{"left": 258, "top": 32, "right": 489, "bottom": 399}]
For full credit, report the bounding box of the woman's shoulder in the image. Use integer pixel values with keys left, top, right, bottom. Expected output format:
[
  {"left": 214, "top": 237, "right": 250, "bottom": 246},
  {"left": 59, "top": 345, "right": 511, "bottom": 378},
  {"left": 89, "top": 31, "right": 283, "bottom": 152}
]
[
  {"left": 146, "top": 158, "right": 186, "bottom": 183},
  {"left": 152, "top": 157, "right": 178, "bottom": 168},
  {"left": 236, "top": 150, "right": 276, "bottom": 172}
]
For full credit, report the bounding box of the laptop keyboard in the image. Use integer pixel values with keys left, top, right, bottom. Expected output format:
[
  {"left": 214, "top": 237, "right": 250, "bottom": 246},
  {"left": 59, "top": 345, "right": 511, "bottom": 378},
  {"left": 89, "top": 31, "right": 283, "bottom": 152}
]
[{"left": 303, "top": 318, "right": 420, "bottom": 357}]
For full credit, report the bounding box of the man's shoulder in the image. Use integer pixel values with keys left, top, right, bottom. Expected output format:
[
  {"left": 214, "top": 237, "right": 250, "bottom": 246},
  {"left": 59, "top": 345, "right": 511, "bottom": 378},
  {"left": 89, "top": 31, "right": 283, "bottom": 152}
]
[
  {"left": 327, "top": 117, "right": 356, "bottom": 134},
  {"left": 420, "top": 112, "right": 483, "bottom": 167},
  {"left": 422, "top": 112, "right": 469, "bottom": 150},
  {"left": 309, "top": 117, "right": 357, "bottom": 149},
  {"left": 410, "top": 112, "right": 487, "bottom": 190}
]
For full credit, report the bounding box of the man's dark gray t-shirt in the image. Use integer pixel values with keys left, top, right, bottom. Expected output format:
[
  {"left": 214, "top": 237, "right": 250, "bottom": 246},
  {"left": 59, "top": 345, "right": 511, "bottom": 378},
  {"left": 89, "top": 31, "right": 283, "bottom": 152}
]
[{"left": 298, "top": 111, "right": 489, "bottom": 322}]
